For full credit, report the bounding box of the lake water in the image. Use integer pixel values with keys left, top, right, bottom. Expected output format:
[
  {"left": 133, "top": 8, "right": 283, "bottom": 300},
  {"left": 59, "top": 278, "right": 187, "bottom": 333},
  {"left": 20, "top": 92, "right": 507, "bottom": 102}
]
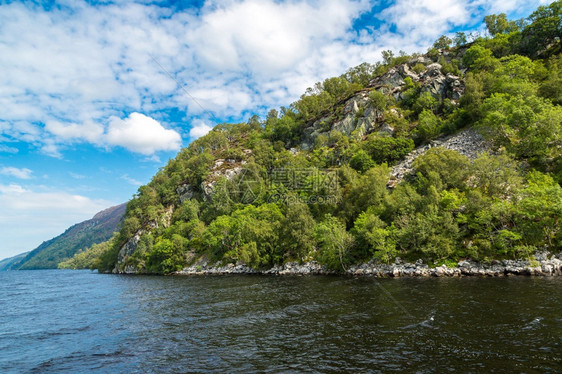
[{"left": 0, "top": 270, "right": 560, "bottom": 373}]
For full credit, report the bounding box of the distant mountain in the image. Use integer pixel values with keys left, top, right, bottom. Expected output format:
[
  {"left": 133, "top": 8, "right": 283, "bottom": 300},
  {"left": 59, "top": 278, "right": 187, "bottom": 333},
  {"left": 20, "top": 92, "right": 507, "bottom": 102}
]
[
  {"left": 8, "top": 203, "right": 126, "bottom": 270},
  {"left": 0, "top": 252, "right": 29, "bottom": 271}
]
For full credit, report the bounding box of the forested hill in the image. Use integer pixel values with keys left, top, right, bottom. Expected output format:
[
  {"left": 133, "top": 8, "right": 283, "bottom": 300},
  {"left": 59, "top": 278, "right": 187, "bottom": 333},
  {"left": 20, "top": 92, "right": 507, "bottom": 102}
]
[
  {"left": 7, "top": 203, "right": 126, "bottom": 270},
  {"left": 87, "top": 1, "right": 561, "bottom": 275},
  {"left": 0, "top": 252, "right": 29, "bottom": 272}
]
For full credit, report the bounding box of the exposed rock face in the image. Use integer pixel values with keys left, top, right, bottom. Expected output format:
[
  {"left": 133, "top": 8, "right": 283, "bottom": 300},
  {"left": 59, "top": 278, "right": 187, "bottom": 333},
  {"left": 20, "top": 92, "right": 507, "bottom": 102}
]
[
  {"left": 114, "top": 206, "right": 176, "bottom": 273},
  {"left": 114, "top": 230, "right": 143, "bottom": 273},
  {"left": 370, "top": 61, "right": 464, "bottom": 103},
  {"left": 301, "top": 57, "right": 465, "bottom": 150},
  {"left": 176, "top": 183, "right": 194, "bottom": 204},
  {"left": 446, "top": 74, "right": 464, "bottom": 101},
  {"left": 177, "top": 260, "right": 332, "bottom": 275},
  {"left": 175, "top": 252, "right": 562, "bottom": 277},
  {"left": 389, "top": 128, "right": 490, "bottom": 186},
  {"left": 332, "top": 92, "right": 381, "bottom": 138},
  {"left": 200, "top": 158, "right": 244, "bottom": 200}
]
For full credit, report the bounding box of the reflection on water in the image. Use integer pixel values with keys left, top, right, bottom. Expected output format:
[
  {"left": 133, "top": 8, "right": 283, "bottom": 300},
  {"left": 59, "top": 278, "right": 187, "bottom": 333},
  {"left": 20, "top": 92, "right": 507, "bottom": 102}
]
[{"left": 0, "top": 270, "right": 560, "bottom": 373}]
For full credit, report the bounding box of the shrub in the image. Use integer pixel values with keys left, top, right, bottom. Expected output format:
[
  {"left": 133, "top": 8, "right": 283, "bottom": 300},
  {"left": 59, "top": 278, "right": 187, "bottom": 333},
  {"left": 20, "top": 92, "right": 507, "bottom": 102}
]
[{"left": 363, "top": 136, "right": 414, "bottom": 164}]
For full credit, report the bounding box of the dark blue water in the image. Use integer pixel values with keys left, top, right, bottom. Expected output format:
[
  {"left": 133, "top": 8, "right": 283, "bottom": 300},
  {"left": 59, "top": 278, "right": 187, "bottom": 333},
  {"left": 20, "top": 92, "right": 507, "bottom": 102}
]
[{"left": 0, "top": 270, "right": 560, "bottom": 373}]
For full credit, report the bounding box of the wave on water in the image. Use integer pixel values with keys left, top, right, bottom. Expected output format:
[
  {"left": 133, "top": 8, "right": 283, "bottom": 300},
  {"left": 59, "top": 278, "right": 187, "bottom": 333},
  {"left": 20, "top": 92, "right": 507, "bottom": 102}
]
[{"left": 400, "top": 311, "right": 437, "bottom": 330}]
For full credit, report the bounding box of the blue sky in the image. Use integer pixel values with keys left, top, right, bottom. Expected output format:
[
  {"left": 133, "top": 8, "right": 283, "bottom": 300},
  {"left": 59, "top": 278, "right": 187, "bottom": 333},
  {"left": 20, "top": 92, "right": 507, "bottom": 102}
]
[{"left": 0, "top": 0, "right": 549, "bottom": 260}]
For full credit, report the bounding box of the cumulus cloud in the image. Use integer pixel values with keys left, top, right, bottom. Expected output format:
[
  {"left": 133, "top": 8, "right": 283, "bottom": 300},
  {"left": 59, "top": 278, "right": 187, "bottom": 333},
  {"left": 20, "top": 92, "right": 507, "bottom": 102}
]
[
  {"left": 41, "top": 113, "right": 182, "bottom": 155},
  {"left": 189, "top": 120, "right": 213, "bottom": 139},
  {"left": 106, "top": 112, "right": 182, "bottom": 154},
  {"left": 186, "top": 0, "right": 368, "bottom": 74},
  {"left": 0, "top": 167, "right": 33, "bottom": 179},
  {"left": 0, "top": 183, "right": 113, "bottom": 258}
]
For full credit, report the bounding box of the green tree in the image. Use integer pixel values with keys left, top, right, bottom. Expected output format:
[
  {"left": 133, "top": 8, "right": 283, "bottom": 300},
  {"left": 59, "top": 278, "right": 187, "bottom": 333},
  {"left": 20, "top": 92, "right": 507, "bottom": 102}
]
[
  {"left": 381, "top": 50, "right": 395, "bottom": 65},
  {"left": 469, "top": 153, "right": 523, "bottom": 198},
  {"left": 479, "top": 93, "right": 562, "bottom": 170},
  {"left": 345, "top": 62, "right": 377, "bottom": 87},
  {"left": 186, "top": 152, "right": 214, "bottom": 188},
  {"left": 413, "top": 92, "right": 438, "bottom": 114},
  {"left": 414, "top": 109, "right": 440, "bottom": 142},
  {"left": 413, "top": 148, "right": 471, "bottom": 192},
  {"left": 520, "top": 1, "right": 561, "bottom": 57},
  {"left": 363, "top": 136, "right": 414, "bottom": 164},
  {"left": 340, "top": 165, "right": 390, "bottom": 225},
  {"left": 454, "top": 32, "right": 468, "bottom": 46},
  {"left": 462, "top": 45, "right": 498, "bottom": 71},
  {"left": 395, "top": 207, "right": 460, "bottom": 262},
  {"left": 369, "top": 90, "right": 391, "bottom": 112},
  {"left": 433, "top": 35, "right": 452, "bottom": 49},
  {"left": 352, "top": 211, "right": 397, "bottom": 263},
  {"left": 314, "top": 215, "right": 354, "bottom": 271},
  {"left": 514, "top": 171, "right": 562, "bottom": 249},
  {"left": 484, "top": 13, "right": 520, "bottom": 36},
  {"left": 146, "top": 237, "right": 186, "bottom": 274},
  {"left": 282, "top": 202, "right": 316, "bottom": 261}
]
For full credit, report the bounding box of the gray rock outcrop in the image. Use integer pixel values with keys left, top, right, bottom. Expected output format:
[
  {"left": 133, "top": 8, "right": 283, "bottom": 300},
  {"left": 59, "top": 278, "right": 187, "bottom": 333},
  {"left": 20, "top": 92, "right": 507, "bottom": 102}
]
[
  {"left": 114, "top": 230, "right": 144, "bottom": 273},
  {"left": 301, "top": 56, "right": 465, "bottom": 150},
  {"left": 200, "top": 158, "right": 244, "bottom": 200},
  {"left": 175, "top": 251, "right": 562, "bottom": 277},
  {"left": 389, "top": 128, "right": 490, "bottom": 186}
]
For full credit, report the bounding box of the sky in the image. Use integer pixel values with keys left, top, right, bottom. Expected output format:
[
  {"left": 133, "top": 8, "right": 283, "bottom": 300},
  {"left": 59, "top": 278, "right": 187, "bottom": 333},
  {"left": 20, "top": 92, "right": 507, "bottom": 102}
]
[{"left": 0, "top": 0, "right": 549, "bottom": 260}]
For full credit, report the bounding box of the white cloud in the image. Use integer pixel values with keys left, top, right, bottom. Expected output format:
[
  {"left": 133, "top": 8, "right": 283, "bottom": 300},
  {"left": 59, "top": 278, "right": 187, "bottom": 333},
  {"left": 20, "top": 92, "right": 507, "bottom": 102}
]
[
  {"left": 186, "top": 0, "right": 368, "bottom": 74},
  {"left": 40, "top": 139, "right": 63, "bottom": 159},
  {"left": 0, "top": 145, "right": 18, "bottom": 154},
  {"left": 381, "top": 0, "right": 470, "bottom": 41},
  {"left": 106, "top": 112, "right": 182, "bottom": 154},
  {"left": 0, "top": 183, "right": 113, "bottom": 258},
  {"left": 45, "top": 120, "right": 104, "bottom": 143},
  {"left": 0, "top": 167, "right": 33, "bottom": 179},
  {"left": 189, "top": 120, "right": 213, "bottom": 139},
  {"left": 121, "top": 174, "right": 143, "bottom": 186},
  {"left": 69, "top": 172, "right": 86, "bottom": 179},
  {"left": 142, "top": 154, "right": 161, "bottom": 163},
  {"left": 43, "top": 114, "right": 179, "bottom": 155}
]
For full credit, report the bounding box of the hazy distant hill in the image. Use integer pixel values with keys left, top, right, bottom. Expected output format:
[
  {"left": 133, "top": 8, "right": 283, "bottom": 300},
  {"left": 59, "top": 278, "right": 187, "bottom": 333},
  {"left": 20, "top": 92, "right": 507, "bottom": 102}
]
[
  {"left": 0, "top": 252, "right": 29, "bottom": 271},
  {"left": 8, "top": 203, "right": 126, "bottom": 270}
]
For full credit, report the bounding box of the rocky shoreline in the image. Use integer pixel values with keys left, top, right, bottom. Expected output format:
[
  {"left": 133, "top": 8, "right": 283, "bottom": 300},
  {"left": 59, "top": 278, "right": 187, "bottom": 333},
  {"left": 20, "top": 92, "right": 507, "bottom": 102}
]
[{"left": 175, "top": 252, "right": 562, "bottom": 277}]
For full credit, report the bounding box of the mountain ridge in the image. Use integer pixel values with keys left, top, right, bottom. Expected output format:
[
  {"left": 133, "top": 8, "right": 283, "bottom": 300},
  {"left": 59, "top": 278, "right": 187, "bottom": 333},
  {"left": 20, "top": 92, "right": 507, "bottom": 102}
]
[{"left": 5, "top": 203, "right": 127, "bottom": 270}]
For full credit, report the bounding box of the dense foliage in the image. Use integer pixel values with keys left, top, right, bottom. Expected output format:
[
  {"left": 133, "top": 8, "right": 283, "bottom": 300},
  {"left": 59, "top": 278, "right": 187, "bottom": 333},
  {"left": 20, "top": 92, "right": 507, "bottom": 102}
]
[
  {"left": 58, "top": 236, "right": 116, "bottom": 270},
  {"left": 93, "top": 2, "right": 562, "bottom": 274}
]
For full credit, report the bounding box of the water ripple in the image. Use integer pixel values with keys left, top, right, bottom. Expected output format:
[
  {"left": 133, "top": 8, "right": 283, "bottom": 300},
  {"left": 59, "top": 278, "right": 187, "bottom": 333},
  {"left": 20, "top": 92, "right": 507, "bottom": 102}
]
[{"left": 0, "top": 271, "right": 560, "bottom": 373}]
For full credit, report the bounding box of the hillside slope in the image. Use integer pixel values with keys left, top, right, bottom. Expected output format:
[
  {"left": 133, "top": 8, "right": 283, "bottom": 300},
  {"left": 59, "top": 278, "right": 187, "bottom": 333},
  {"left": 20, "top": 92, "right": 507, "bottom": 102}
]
[
  {"left": 10, "top": 203, "right": 126, "bottom": 270},
  {"left": 96, "top": 2, "right": 561, "bottom": 275},
  {"left": 0, "top": 252, "right": 29, "bottom": 271}
]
